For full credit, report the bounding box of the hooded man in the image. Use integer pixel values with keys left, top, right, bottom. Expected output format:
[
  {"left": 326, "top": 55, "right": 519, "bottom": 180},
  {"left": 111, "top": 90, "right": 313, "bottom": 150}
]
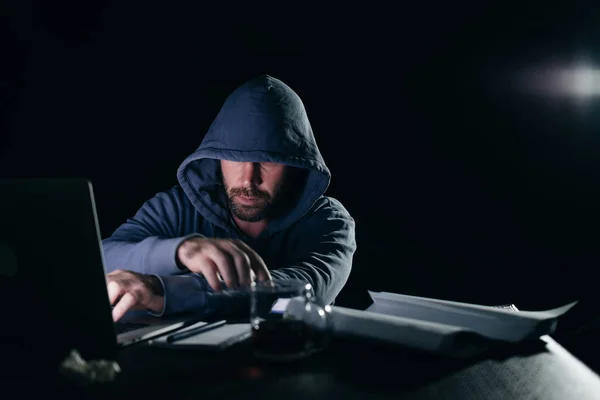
[{"left": 102, "top": 75, "right": 356, "bottom": 322}]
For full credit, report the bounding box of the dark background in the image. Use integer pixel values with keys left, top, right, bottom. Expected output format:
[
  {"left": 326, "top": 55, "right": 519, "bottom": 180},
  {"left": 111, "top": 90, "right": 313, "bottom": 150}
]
[{"left": 2, "top": 1, "right": 600, "bottom": 311}]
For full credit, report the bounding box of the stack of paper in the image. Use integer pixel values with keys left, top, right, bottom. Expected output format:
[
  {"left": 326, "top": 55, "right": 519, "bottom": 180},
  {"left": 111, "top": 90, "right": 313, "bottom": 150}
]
[{"left": 286, "top": 292, "right": 577, "bottom": 358}]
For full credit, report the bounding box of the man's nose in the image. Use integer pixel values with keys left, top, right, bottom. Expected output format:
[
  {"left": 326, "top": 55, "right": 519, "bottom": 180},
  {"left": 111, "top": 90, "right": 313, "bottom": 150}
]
[{"left": 240, "top": 162, "right": 262, "bottom": 187}]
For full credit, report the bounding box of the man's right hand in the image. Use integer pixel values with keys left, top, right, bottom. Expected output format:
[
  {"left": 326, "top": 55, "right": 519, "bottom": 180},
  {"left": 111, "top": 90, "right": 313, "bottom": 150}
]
[{"left": 177, "top": 238, "right": 271, "bottom": 291}]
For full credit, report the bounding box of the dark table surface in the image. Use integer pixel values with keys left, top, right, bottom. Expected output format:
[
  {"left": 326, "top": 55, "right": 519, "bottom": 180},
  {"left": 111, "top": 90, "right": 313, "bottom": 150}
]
[{"left": 53, "top": 329, "right": 600, "bottom": 400}]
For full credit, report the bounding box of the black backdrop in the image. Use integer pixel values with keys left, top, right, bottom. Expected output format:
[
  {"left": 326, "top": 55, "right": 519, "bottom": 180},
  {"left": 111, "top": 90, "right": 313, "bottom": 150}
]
[{"left": 3, "top": 1, "right": 600, "bottom": 310}]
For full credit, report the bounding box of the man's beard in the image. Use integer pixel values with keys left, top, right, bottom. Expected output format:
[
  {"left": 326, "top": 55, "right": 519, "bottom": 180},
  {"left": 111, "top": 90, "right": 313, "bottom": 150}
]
[
  {"left": 225, "top": 185, "right": 273, "bottom": 222},
  {"left": 221, "top": 167, "right": 302, "bottom": 223}
]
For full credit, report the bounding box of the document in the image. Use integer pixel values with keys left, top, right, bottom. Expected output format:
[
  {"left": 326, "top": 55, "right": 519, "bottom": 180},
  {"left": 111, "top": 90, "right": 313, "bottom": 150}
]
[
  {"left": 287, "top": 292, "right": 577, "bottom": 358},
  {"left": 364, "top": 291, "right": 575, "bottom": 342}
]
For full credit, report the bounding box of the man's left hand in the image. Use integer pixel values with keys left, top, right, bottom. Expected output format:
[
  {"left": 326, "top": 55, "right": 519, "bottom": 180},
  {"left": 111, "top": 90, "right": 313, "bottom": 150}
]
[{"left": 106, "top": 270, "right": 165, "bottom": 322}]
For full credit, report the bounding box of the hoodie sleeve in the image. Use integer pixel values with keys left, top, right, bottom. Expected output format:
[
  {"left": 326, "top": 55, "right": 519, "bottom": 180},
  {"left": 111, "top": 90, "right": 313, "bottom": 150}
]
[
  {"left": 148, "top": 273, "right": 251, "bottom": 318},
  {"left": 102, "top": 187, "right": 204, "bottom": 276},
  {"left": 270, "top": 199, "right": 356, "bottom": 305},
  {"left": 148, "top": 273, "right": 210, "bottom": 316}
]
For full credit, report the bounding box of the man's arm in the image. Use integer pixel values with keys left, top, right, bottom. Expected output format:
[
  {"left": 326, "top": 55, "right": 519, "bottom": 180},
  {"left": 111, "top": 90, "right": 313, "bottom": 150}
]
[
  {"left": 270, "top": 198, "right": 356, "bottom": 305},
  {"left": 141, "top": 199, "right": 355, "bottom": 318},
  {"left": 154, "top": 199, "right": 355, "bottom": 316},
  {"left": 102, "top": 187, "right": 204, "bottom": 276},
  {"left": 150, "top": 273, "right": 249, "bottom": 319},
  {"left": 148, "top": 273, "right": 211, "bottom": 317},
  {"left": 107, "top": 270, "right": 221, "bottom": 321}
]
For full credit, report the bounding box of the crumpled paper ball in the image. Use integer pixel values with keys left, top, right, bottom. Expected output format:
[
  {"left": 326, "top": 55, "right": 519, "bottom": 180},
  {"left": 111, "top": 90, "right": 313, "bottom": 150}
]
[{"left": 58, "top": 349, "right": 121, "bottom": 386}]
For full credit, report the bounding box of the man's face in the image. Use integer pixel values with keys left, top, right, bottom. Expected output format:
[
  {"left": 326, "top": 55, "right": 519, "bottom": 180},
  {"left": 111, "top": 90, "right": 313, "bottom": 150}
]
[{"left": 220, "top": 160, "right": 288, "bottom": 222}]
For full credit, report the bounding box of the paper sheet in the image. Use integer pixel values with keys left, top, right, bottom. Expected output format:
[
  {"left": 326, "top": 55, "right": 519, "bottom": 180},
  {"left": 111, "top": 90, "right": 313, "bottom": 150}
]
[
  {"left": 365, "top": 291, "right": 577, "bottom": 342},
  {"left": 285, "top": 292, "right": 578, "bottom": 358}
]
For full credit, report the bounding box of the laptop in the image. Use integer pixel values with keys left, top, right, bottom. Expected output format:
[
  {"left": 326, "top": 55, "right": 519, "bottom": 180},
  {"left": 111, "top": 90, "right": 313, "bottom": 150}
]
[{"left": 0, "top": 179, "right": 193, "bottom": 374}]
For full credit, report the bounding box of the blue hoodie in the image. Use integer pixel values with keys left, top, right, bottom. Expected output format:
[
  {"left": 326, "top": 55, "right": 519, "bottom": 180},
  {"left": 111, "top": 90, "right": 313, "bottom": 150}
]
[{"left": 102, "top": 75, "right": 356, "bottom": 318}]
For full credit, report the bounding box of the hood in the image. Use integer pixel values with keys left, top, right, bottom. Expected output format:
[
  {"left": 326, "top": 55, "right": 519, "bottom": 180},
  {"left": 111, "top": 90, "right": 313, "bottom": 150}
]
[{"left": 176, "top": 74, "right": 331, "bottom": 237}]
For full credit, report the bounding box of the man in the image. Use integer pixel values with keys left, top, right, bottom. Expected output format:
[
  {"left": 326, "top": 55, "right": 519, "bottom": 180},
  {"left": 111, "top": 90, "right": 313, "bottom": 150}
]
[{"left": 102, "top": 75, "right": 356, "bottom": 322}]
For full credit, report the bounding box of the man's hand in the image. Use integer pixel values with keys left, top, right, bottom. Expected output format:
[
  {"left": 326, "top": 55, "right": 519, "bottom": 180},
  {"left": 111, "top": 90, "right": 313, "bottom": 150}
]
[
  {"left": 106, "top": 270, "right": 165, "bottom": 322},
  {"left": 177, "top": 238, "right": 271, "bottom": 291}
]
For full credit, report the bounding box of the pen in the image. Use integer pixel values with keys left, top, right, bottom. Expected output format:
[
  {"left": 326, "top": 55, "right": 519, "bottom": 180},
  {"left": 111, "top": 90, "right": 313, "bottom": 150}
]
[{"left": 166, "top": 319, "right": 227, "bottom": 343}]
